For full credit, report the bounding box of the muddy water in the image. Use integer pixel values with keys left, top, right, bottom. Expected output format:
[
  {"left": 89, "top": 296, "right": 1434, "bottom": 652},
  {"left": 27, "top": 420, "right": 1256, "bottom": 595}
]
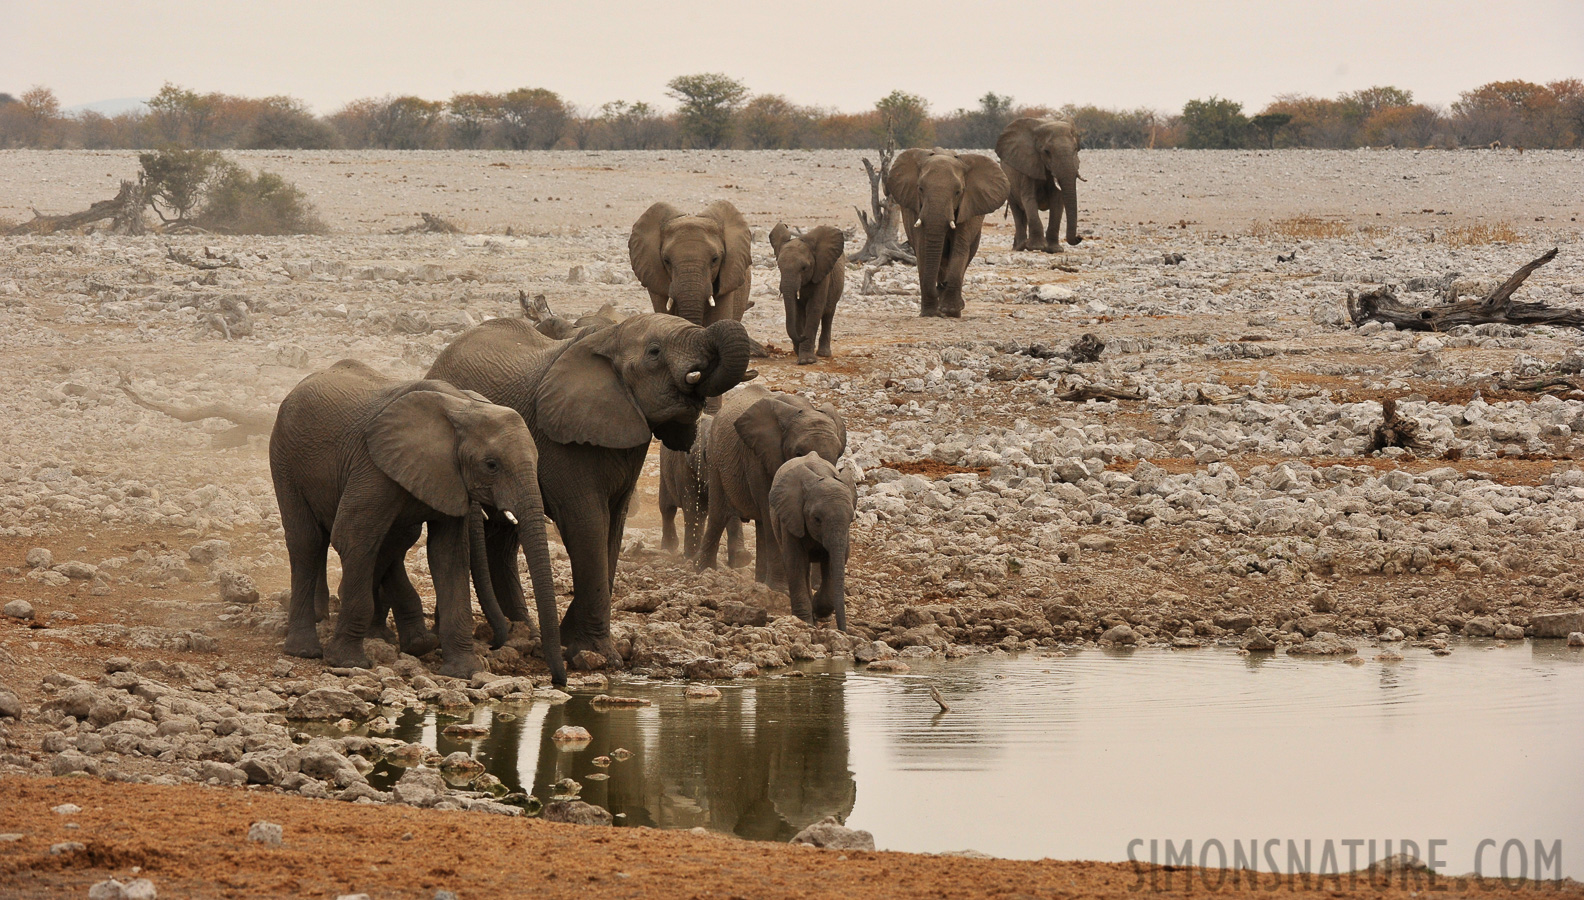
[{"left": 370, "top": 643, "right": 1584, "bottom": 875}]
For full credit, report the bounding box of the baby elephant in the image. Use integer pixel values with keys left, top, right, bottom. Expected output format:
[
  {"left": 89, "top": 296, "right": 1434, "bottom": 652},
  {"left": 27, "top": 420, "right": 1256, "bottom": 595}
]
[
  {"left": 270, "top": 360, "right": 564, "bottom": 683},
  {"left": 769, "top": 452, "right": 857, "bottom": 630},
  {"left": 768, "top": 224, "right": 845, "bottom": 365},
  {"left": 658, "top": 414, "right": 743, "bottom": 562}
]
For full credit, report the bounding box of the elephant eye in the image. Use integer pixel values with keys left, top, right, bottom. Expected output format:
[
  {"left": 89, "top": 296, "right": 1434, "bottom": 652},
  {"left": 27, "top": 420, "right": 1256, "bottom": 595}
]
[
  {"left": 646, "top": 342, "right": 661, "bottom": 358},
  {"left": 484, "top": 458, "right": 501, "bottom": 474}
]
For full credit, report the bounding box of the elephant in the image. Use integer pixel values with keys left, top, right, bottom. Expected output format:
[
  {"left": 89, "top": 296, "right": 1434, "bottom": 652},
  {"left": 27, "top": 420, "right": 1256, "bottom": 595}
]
[
  {"left": 996, "top": 117, "right": 1084, "bottom": 253},
  {"left": 629, "top": 201, "right": 753, "bottom": 328},
  {"left": 269, "top": 360, "right": 564, "bottom": 683},
  {"left": 769, "top": 452, "right": 856, "bottom": 630},
  {"left": 768, "top": 224, "right": 845, "bottom": 365},
  {"left": 428, "top": 313, "right": 752, "bottom": 667},
  {"left": 884, "top": 148, "right": 1009, "bottom": 317},
  {"left": 658, "top": 414, "right": 744, "bottom": 563},
  {"left": 699, "top": 384, "right": 846, "bottom": 590}
]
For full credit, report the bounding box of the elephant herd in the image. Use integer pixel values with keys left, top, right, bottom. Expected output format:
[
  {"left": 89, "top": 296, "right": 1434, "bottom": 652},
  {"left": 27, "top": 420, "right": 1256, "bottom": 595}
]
[{"left": 268, "top": 116, "right": 1083, "bottom": 682}]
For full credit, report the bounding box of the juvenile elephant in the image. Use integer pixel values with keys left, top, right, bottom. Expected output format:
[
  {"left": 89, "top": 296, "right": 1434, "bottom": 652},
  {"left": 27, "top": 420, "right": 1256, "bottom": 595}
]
[
  {"left": 996, "top": 117, "right": 1083, "bottom": 253},
  {"left": 629, "top": 201, "right": 753, "bottom": 327},
  {"left": 885, "top": 148, "right": 1009, "bottom": 318},
  {"left": 769, "top": 452, "right": 856, "bottom": 630},
  {"left": 658, "top": 414, "right": 744, "bottom": 562},
  {"left": 270, "top": 361, "right": 564, "bottom": 682},
  {"left": 699, "top": 385, "right": 846, "bottom": 588},
  {"left": 769, "top": 224, "right": 845, "bottom": 365},
  {"left": 428, "top": 314, "right": 751, "bottom": 667}
]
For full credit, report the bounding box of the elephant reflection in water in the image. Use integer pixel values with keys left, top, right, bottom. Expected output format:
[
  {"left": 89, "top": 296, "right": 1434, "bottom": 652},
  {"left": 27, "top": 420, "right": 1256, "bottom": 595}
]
[{"left": 521, "top": 678, "right": 855, "bottom": 839}]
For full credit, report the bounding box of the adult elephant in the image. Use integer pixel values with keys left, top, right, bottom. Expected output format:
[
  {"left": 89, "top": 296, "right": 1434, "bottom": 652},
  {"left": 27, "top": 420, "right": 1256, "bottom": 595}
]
[
  {"left": 270, "top": 361, "right": 564, "bottom": 683},
  {"left": 699, "top": 384, "right": 846, "bottom": 589},
  {"left": 428, "top": 313, "right": 751, "bottom": 667},
  {"left": 996, "top": 117, "right": 1083, "bottom": 253},
  {"left": 884, "top": 148, "right": 1009, "bottom": 317},
  {"left": 629, "top": 201, "right": 753, "bottom": 327}
]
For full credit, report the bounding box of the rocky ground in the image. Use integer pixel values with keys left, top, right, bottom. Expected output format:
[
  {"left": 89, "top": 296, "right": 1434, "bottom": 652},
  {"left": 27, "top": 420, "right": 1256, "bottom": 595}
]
[{"left": 3, "top": 149, "right": 1584, "bottom": 872}]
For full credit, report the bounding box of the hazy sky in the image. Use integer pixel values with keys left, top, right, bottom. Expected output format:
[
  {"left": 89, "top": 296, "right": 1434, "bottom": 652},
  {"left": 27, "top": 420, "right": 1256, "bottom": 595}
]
[{"left": 6, "top": 1, "right": 1583, "bottom": 115}]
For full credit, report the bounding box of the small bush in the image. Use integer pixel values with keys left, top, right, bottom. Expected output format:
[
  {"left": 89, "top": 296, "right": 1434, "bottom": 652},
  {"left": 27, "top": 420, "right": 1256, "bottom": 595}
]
[
  {"left": 1440, "top": 222, "right": 1521, "bottom": 247},
  {"left": 195, "top": 167, "right": 326, "bottom": 234},
  {"left": 138, "top": 147, "right": 227, "bottom": 223},
  {"left": 1249, "top": 215, "right": 1353, "bottom": 240}
]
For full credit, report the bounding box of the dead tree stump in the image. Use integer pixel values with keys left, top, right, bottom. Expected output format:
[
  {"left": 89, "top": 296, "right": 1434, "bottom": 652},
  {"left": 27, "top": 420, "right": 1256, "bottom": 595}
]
[
  {"left": 851, "top": 144, "right": 914, "bottom": 266},
  {"left": 1347, "top": 248, "right": 1579, "bottom": 331},
  {"left": 1367, "top": 398, "right": 1419, "bottom": 453},
  {"left": 7, "top": 180, "right": 147, "bottom": 236}
]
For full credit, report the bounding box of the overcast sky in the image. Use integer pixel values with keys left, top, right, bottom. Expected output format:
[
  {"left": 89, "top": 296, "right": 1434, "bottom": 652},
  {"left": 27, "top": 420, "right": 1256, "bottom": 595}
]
[{"left": 6, "top": 1, "right": 1582, "bottom": 115}]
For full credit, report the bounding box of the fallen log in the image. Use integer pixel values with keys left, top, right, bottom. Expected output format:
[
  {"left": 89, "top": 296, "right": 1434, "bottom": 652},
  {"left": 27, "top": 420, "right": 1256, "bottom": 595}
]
[
  {"left": 118, "top": 376, "right": 275, "bottom": 448},
  {"left": 1347, "top": 248, "right": 1578, "bottom": 331},
  {"left": 1057, "top": 384, "right": 1142, "bottom": 402},
  {"left": 850, "top": 145, "right": 915, "bottom": 266},
  {"left": 6, "top": 180, "right": 147, "bottom": 236},
  {"left": 394, "top": 212, "right": 462, "bottom": 234}
]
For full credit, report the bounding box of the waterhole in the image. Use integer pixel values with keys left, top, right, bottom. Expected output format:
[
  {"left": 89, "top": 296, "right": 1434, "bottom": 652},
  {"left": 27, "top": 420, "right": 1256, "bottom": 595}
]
[{"left": 365, "top": 642, "right": 1583, "bottom": 875}]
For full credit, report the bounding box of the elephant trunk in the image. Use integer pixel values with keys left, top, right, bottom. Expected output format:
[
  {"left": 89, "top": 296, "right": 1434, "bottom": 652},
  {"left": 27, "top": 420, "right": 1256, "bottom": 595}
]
[
  {"left": 668, "top": 265, "right": 712, "bottom": 325},
  {"left": 696, "top": 319, "right": 751, "bottom": 398},
  {"left": 823, "top": 532, "right": 850, "bottom": 633},
  {"left": 467, "top": 501, "right": 512, "bottom": 649},
  {"left": 1060, "top": 172, "right": 1081, "bottom": 245},
  {"left": 506, "top": 484, "right": 566, "bottom": 686},
  {"left": 916, "top": 220, "right": 950, "bottom": 313}
]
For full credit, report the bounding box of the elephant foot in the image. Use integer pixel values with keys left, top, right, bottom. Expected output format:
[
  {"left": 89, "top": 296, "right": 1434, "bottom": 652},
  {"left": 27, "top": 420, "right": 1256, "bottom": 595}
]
[
  {"left": 1044, "top": 242, "right": 1064, "bottom": 254},
  {"left": 438, "top": 652, "right": 485, "bottom": 679},
  {"left": 796, "top": 355, "right": 816, "bottom": 365},
  {"left": 368, "top": 622, "right": 399, "bottom": 646},
  {"left": 562, "top": 630, "right": 619, "bottom": 668},
  {"left": 817, "top": 348, "right": 832, "bottom": 358},
  {"left": 282, "top": 630, "right": 323, "bottom": 659},
  {"left": 323, "top": 636, "right": 371, "bottom": 670},
  {"left": 1067, "top": 235, "right": 1083, "bottom": 246},
  {"left": 661, "top": 536, "right": 679, "bottom": 553},
  {"left": 727, "top": 549, "right": 752, "bottom": 569},
  {"left": 400, "top": 630, "right": 441, "bottom": 658}
]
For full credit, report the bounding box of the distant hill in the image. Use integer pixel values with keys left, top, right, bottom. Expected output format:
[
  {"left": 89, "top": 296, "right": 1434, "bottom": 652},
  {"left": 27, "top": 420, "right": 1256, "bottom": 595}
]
[{"left": 64, "top": 98, "right": 149, "bottom": 117}]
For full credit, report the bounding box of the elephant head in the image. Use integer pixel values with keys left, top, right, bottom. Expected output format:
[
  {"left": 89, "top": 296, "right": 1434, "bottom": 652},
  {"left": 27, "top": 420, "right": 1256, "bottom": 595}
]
[
  {"left": 534, "top": 313, "right": 752, "bottom": 454},
  {"left": 364, "top": 388, "right": 565, "bottom": 684},
  {"left": 769, "top": 223, "right": 844, "bottom": 302},
  {"left": 885, "top": 148, "right": 1009, "bottom": 312},
  {"left": 734, "top": 392, "right": 846, "bottom": 480},
  {"left": 996, "top": 117, "right": 1083, "bottom": 246},
  {"left": 770, "top": 452, "right": 858, "bottom": 629},
  {"left": 629, "top": 200, "right": 752, "bottom": 325}
]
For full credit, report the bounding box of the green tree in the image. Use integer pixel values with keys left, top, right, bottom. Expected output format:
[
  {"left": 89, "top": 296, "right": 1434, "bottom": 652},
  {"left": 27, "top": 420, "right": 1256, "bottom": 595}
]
[
  {"left": 1181, "top": 96, "right": 1248, "bottom": 149},
  {"left": 666, "top": 73, "right": 748, "bottom": 149},
  {"left": 1249, "top": 112, "right": 1292, "bottom": 149},
  {"left": 138, "top": 147, "right": 229, "bottom": 223},
  {"left": 875, "top": 90, "right": 932, "bottom": 147},
  {"left": 147, "top": 83, "right": 218, "bottom": 146},
  {"left": 498, "top": 87, "right": 569, "bottom": 150},
  {"left": 243, "top": 96, "right": 337, "bottom": 149},
  {"left": 369, "top": 96, "right": 444, "bottom": 149},
  {"left": 945, "top": 92, "right": 1015, "bottom": 148},
  {"left": 599, "top": 100, "right": 666, "bottom": 149},
  {"left": 448, "top": 92, "right": 502, "bottom": 148},
  {"left": 738, "top": 94, "right": 814, "bottom": 149}
]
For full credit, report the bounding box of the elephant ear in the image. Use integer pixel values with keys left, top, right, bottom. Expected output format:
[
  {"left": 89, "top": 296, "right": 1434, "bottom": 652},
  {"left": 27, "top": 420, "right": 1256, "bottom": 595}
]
[
  {"left": 771, "top": 454, "right": 819, "bottom": 540},
  {"left": 817, "top": 402, "right": 848, "bottom": 457},
  {"left": 807, "top": 226, "right": 845, "bottom": 285},
  {"left": 366, "top": 390, "right": 471, "bottom": 517},
  {"left": 884, "top": 148, "right": 928, "bottom": 213},
  {"left": 629, "top": 201, "right": 682, "bottom": 296},
  {"left": 768, "top": 222, "right": 792, "bottom": 258},
  {"left": 995, "top": 117, "right": 1045, "bottom": 180},
  {"left": 702, "top": 200, "right": 752, "bottom": 298},
  {"left": 958, "top": 153, "right": 1010, "bottom": 221},
  {"left": 735, "top": 397, "right": 792, "bottom": 478},
  {"left": 534, "top": 327, "right": 652, "bottom": 449}
]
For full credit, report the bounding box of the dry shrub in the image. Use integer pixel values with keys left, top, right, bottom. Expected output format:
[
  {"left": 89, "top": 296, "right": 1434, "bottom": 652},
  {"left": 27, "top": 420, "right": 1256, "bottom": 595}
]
[
  {"left": 1249, "top": 215, "right": 1353, "bottom": 239},
  {"left": 195, "top": 167, "right": 326, "bottom": 235},
  {"left": 1439, "top": 221, "right": 1520, "bottom": 246}
]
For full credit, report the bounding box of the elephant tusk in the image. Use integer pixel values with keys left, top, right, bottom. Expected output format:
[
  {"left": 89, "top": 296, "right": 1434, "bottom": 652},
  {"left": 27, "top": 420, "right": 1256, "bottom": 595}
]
[
  {"left": 914, "top": 218, "right": 922, "bottom": 228},
  {"left": 686, "top": 370, "right": 703, "bottom": 385},
  {"left": 707, "top": 296, "right": 716, "bottom": 307},
  {"left": 481, "top": 508, "right": 490, "bottom": 521},
  {"left": 503, "top": 511, "right": 518, "bottom": 525}
]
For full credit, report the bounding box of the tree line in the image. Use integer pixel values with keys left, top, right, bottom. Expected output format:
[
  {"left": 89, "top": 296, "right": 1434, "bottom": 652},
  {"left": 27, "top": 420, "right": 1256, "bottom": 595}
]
[{"left": 2, "top": 76, "right": 1581, "bottom": 152}]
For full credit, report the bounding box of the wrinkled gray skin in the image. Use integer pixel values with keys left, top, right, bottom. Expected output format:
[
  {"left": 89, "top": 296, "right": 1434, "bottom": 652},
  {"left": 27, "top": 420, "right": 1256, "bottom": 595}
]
[
  {"left": 523, "top": 294, "right": 630, "bottom": 341},
  {"left": 658, "top": 415, "right": 744, "bottom": 563},
  {"left": 885, "top": 148, "right": 1010, "bottom": 318},
  {"left": 629, "top": 201, "right": 754, "bottom": 328},
  {"left": 769, "top": 224, "right": 846, "bottom": 365},
  {"left": 270, "top": 360, "right": 564, "bottom": 683},
  {"left": 769, "top": 452, "right": 857, "bottom": 630},
  {"left": 428, "top": 314, "right": 752, "bottom": 668},
  {"left": 699, "top": 384, "right": 846, "bottom": 588},
  {"left": 996, "top": 117, "right": 1083, "bottom": 253}
]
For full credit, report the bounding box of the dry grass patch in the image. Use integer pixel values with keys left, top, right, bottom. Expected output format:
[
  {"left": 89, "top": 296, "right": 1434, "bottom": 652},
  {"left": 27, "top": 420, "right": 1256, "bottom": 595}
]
[
  {"left": 1249, "top": 215, "right": 1354, "bottom": 240},
  {"left": 1439, "top": 221, "right": 1521, "bottom": 246}
]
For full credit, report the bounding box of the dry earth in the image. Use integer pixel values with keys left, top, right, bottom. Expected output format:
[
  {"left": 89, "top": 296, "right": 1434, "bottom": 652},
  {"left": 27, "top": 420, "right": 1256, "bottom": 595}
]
[{"left": 3, "top": 148, "right": 1584, "bottom": 895}]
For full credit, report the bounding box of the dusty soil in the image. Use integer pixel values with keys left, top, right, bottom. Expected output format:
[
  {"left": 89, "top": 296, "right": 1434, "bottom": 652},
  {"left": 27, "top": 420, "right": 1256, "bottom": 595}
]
[
  {"left": 3, "top": 149, "right": 1584, "bottom": 893},
  {"left": 2, "top": 777, "right": 1575, "bottom": 899}
]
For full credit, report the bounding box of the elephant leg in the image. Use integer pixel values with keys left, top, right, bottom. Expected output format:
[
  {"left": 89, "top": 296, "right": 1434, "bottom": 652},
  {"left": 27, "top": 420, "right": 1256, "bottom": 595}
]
[
  {"left": 782, "top": 539, "right": 813, "bottom": 624},
  {"left": 659, "top": 494, "right": 679, "bottom": 554},
  {"left": 1009, "top": 198, "right": 1029, "bottom": 251},
  {"left": 784, "top": 293, "right": 805, "bottom": 360},
  {"left": 279, "top": 487, "right": 328, "bottom": 659},
  {"left": 795, "top": 290, "right": 824, "bottom": 365},
  {"left": 755, "top": 504, "right": 787, "bottom": 591},
  {"left": 606, "top": 492, "right": 630, "bottom": 596},
  {"left": 428, "top": 516, "right": 483, "bottom": 679},
  {"left": 813, "top": 555, "right": 836, "bottom": 621},
  {"left": 323, "top": 539, "right": 378, "bottom": 670},
  {"left": 817, "top": 288, "right": 838, "bottom": 359},
  {"left": 365, "top": 524, "right": 407, "bottom": 646},
  {"left": 378, "top": 524, "right": 439, "bottom": 657},
  {"left": 558, "top": 508, "right": 618, "bottom": 666},
  {"left": 697, "top": 474, "right": 730, "bottom": 570},
  {"left": 1020, "top": 184, "right": 1046, "bottom": 251},
  {"left": 725, "top": 515, "right": 749, "bottom": 569},
  {"left": 485, "top": 520, "right": 530, "bottom": 622},
  {"left": 941, "top": 222, "right": 981, "bottom": 318}
]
